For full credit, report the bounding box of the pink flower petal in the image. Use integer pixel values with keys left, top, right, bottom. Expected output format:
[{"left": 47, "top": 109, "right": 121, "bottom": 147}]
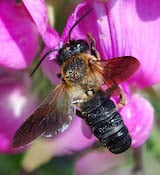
[
  {"left": 42, "top": 26, "right": 60, "bottom": 48},
  {"left": 49, "top": 117, "right": 96, "bottom": 156},
  {"left": 41, "top": 54, "right": 61, "bottom": 85},
  {"left": 40, "top": 43, "right": 61, "bottom": 84},
  {"left": 121, "top": 94, "right": 154, "bottom": 148},
  {"left": 34, "top": 25, "right": 61, "bottom": 84},
  {"left": 23, "top": 0, "right": 58, "bottom": 47},
  {"left": 60, "top": 1, "right": 160, "bottom": 88},
  {"left": 0, "top": 69, "right": 38, "bottom": 153},
  {"left": 22, "top": 0, "right": 47, "bottom": 34},
  {"left": 81, "top": 120, "right": 92, "bottom": 139},
  {"left": 102, "top": 0, "right": 160, "bottom": 88},
  {"left": 38, "top": 25, "right": 61, "bottom": 83},
  {"left": 0, "top": 1, "right": 39, "bottom": 69}
]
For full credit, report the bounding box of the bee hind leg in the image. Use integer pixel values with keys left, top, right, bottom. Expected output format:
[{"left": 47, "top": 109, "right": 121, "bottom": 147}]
[
  {"left": 76, "top": 109, "right": 84, "bottom": 119},
  {"left": 118, "top": 88, "right": 126, "bottom": 109},
  {"left": 87, "top": 33, "right": 100, "bottom": 60},
  {"left": 105, "top": 85, "right": 126, "bottom": 109}
]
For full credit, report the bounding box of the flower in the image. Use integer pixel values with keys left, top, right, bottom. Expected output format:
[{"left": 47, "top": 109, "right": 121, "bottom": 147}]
[
  {"left": 0, "top": 68, "right": 38, "bottom": 153},
  {"left": 0, "top": 0, "right": 59, "bottom": 69},
  {"left": 21, "top": 0, "right": 160, "bottom": 172},
  {"left": 40, "top": 0, "right": 159, "bottom": 148},
  {"left": 42, "top": 0, "right": 160, "bottom": 86},
  {"left": 22, "top": 0, "right": 59, "bottom": 47}
]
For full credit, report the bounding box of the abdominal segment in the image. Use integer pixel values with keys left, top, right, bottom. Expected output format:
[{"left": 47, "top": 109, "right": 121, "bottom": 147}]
[{"left": 81, "top": 90, "right": 131, "bottom": 154}]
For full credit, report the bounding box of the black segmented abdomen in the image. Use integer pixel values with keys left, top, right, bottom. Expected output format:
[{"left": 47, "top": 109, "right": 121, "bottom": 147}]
[{"left": 81, "top": 90, "right": 131, "bottom": 154}]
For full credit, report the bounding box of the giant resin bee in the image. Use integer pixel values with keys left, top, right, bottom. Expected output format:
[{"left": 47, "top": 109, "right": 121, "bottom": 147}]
[{"left": 12, "top": 8, "right": 140, "bottom": 154}]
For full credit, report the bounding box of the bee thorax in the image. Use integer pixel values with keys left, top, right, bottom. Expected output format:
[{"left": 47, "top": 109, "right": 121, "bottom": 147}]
[{"left": 63, "top": 57, "right": 86, "bottom": 83}]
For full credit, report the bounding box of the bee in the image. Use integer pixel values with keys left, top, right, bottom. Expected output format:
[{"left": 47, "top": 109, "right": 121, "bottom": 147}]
[{"left": 12, "top": 8, "right": 140, "bottom": 154}]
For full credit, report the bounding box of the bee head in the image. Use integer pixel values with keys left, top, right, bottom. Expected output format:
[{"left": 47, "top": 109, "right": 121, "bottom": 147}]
[{"left": 57, "top": 39, "right": 89, "bottom": 65}]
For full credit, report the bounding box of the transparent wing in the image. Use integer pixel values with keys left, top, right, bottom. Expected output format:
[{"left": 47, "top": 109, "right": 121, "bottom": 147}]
[{"left": 12, "top": 83, "right": 74, "bottom": 148}]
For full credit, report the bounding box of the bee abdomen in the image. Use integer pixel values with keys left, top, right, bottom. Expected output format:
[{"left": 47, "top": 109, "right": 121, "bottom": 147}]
[
  {"left": 81, "top": 90, "right": 131, "bottom": 154},
  {"left": 98, "top": 122, "right": 131, "bottom": 154}
]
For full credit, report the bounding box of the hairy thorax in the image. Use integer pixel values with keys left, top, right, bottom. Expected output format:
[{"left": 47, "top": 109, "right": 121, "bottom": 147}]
[{"left": 61, "top": 54, "right": 104, "bottom": 104}]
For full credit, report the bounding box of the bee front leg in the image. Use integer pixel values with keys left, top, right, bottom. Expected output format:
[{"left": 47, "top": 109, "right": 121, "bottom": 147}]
[{"left": 87, "top": 33, "right": 100, "bottom": 60}]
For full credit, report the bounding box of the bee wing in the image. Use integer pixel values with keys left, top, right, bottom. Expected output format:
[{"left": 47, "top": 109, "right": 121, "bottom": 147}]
[
  {"left": 12, "top": 83, "right": 74, "bottom": 148},
  {"left": 92, "top": 56, "right": 140, "bottom": 96},
  {"left": 101, "top": 56, "right": 140, "bottom": 84}
]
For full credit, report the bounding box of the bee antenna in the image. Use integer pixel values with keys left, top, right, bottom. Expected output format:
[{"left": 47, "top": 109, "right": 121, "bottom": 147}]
[
  {"left": 68, "top": 7, "right": 93, "bottom": 41},
  {"left": 30, "top": 49, "right": 58, "bottom": 77}
]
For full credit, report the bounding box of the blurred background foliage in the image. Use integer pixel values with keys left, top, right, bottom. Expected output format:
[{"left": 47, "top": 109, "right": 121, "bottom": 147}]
[{"left": 1, "top": 0, "right": 160, "bottom": 175}]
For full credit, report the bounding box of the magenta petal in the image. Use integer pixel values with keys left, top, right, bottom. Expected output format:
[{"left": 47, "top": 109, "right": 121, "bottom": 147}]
[
  {"left": 120, "top": 94, "right": 154, "bottom": 148},
  {"left": 0, "top": 70, "right": 38, "bottom": 153},
  {"left": 50, "top": 117, "right": 96, "bottom": 156},
  {"left": 42, "top": 26, "right": 60, "bottom": 48},
  {"left": 0, "top": 1, "right": 39, "bottom": 69},
  {"left": 61, "top": 2, "right": 93, "bottom": 42},
  {"left": 61, "top": 1, "right": 160, "bottom": 87},
  {"left": 81, "top": 120, "right": 92, "bottom": 139},
  {"left": 102, "top": 0, "right": 160, "bottom": 87},
  {"left": 23, "top": 0, "right": 58, "bottom": 47},
  {"left": 22, "top": 0, "right": 47, "bottom": 34},
  {"left": 39, "top": 26, "right": 61, "bottom": 84},
  {"left": 41, "top": 50, "right": 61, "bottom": 85}
]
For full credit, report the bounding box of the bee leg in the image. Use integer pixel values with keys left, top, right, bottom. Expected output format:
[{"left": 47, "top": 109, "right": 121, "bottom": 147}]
[
  {"left": 105, "top": 84, "right": 118, "bottom": 98},
  {"left": 87, "top": 33, "right": 100, "bottom": 60},
  {"left": 105, "top": 85, "right": 126, "bottom": 109},
  {"left": 76, "top": 109, "right": 84, "bottom": 119},
  {"left": 118, "top": 88, "right": 126, "bottom": 109}
]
